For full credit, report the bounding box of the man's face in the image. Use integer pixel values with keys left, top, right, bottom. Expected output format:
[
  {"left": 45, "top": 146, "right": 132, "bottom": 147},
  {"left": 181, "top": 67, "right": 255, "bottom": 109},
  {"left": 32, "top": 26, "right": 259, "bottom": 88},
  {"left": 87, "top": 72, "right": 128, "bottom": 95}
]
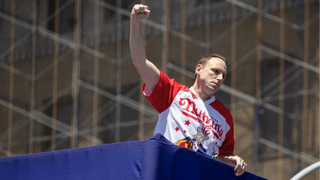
[{"left": 197, "top": 58, "right": 227, "bottom": 95}]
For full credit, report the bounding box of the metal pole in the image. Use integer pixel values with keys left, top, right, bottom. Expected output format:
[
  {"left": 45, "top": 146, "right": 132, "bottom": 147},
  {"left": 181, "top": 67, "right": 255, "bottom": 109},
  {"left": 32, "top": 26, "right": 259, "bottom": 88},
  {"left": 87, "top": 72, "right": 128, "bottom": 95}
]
[
  {"left": 79, "top": 80, "right": 158, "bottom": 117},
  {"left": 205, "top": 0, "right": 210, "bottom": 54},
  {"left": 180, "top": 0, "right": 186, "bottom": 85},
  {"left": 29, "top": 0, "right": 37, "bottom": 154},
  {"left": 0, "top": 0, "right": 72, "bottom": 61},
  {"left": 260, "top": 46, "right": 319, "bottom": 74},
  {"left": 7, "top": 0, "right": 16, "bottom": 157},
  {"left": 277, "top": 0, "right": 285, "bottom": 178},
  {"left": 51, "top": 0, "right": 60, "bottom": 151},
  {"left": 89, "top": 0, "right": 208, "bottom": 48},
  {"left": 254, "top": 0, "right": 263, "bottom": 174},
  {"left": 92, "top": 0, "right": 100, "bottom": 145},
  {"left": 231, "top": 0, "right": 237, "bottom": 119},
  {"left": 115, "top": 0, "right": 122, "bottom": 142},
  {"left": 0, "top": 98, "right": 104, "bottom": 145},
  {"left": 71, "top": 0, "right": 81, "bottom": 148},
  {"left": 302, "top": 0, "right": 309, "bottom": 169},
  {"left": 0, "top": 86, "right": 70, "bottom": 147},
  {"left": 162, "top": 0, "right": 170, "bottom": 73},
  {"left": 0, "top": 10, "right": 106, "bottom": 61},
  {"left": 224, "top": 0, "right": 299, "bottom": 30},
  {"left": 259, "top": 137, "right": 318, "bottom": 164}
]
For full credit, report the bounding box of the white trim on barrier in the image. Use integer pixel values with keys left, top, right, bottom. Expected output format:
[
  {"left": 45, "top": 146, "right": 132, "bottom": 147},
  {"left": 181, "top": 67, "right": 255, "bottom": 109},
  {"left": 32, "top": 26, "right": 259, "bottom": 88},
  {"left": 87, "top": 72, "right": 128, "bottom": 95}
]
[{"left": 290, "top": 161, "right": 320, "bottom": 180}]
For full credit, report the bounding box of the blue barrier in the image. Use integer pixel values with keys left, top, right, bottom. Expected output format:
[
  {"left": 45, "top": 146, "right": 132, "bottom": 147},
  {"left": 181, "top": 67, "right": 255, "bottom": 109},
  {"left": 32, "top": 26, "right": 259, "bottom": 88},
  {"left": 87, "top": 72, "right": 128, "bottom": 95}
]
[{"left": 0, "top": 134, "right": 266, "bottom": 180}]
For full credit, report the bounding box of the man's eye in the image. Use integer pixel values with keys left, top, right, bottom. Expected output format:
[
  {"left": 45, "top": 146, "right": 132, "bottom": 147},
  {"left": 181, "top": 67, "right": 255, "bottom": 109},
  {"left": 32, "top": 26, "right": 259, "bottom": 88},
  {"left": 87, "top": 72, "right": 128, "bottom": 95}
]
[{"left": 213, "top": 69, "right": 220, "bottom": 74}]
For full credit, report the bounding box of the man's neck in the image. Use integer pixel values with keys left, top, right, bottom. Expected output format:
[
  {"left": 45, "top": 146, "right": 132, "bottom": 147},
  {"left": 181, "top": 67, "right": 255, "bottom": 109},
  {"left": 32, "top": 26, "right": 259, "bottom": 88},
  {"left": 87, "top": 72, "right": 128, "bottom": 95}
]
[{"left": 191, "top": 84, "right": 211, "bottom": 102}]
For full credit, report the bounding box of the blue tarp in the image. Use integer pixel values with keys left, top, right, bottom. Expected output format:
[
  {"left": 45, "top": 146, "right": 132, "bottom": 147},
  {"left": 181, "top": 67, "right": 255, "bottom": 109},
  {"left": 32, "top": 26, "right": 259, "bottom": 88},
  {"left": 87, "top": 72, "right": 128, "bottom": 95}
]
[{"left": 0, "top": 134, "right": 266, "bottom": 180}]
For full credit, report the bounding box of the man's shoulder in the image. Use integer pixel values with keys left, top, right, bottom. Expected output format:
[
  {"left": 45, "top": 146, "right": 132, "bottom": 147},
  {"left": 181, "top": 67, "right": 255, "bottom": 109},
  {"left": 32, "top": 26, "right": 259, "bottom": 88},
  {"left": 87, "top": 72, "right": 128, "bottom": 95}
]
[
  {"left": 159, "top": 71, "right": 190, "bottom": 92},
  {"left": 211, "top": 99, "right": 227, "bottom": 109},
  {"left": 210, "top": 99, "right": 233, "bottom": 121}
]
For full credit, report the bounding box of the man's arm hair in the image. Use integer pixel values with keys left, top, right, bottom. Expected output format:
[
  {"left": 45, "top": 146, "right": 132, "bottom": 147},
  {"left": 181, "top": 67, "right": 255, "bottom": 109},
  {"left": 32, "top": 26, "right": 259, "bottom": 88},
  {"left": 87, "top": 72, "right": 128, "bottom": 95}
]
[{"left": 130, "top": 4, "right": 160, "bottom": 92}]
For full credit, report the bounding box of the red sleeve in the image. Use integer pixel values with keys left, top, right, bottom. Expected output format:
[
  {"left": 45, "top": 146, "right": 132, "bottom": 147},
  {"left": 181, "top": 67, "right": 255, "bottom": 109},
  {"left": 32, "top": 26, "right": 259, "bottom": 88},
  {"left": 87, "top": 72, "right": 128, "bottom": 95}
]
[
  {"left": 142, "top": 71, "right": 186, "bottom": 113},
  {"left": 211, "top": 100, "right": 235, "bottom": 155}
]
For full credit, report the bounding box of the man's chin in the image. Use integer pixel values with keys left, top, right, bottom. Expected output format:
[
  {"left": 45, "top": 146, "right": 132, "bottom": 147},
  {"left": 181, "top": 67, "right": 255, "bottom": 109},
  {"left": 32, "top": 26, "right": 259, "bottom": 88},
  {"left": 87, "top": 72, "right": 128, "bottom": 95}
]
[{"left": 209, "top": 87, "right": 219, "bottom": 94}]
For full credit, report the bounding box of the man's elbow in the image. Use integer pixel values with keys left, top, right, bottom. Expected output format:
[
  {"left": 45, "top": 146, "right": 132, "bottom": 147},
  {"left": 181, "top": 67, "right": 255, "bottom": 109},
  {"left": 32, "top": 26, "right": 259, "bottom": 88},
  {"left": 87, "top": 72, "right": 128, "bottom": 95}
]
[{"left": 131, "top": 58, "right": 146, "bottom": 72}]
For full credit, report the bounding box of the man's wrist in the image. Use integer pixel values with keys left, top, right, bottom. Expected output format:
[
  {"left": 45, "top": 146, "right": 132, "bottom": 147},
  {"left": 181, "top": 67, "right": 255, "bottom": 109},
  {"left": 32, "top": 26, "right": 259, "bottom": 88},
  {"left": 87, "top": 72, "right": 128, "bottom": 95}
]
[{"left": 130, "top": 18, "right": 142, "bottom": 24}]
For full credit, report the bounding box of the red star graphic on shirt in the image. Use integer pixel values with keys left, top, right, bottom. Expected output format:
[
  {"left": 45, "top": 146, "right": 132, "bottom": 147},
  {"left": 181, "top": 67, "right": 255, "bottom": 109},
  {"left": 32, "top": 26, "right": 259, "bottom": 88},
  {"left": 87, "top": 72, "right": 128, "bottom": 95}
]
[
  {"left": 185, "top": 120, "right": 190, "bottom": 126},
  {"left": 175, "top": 127, "right": 180, "bottom": 132},
  {"left": 183, "top": 130, "right": 187, "bottom": 133}
]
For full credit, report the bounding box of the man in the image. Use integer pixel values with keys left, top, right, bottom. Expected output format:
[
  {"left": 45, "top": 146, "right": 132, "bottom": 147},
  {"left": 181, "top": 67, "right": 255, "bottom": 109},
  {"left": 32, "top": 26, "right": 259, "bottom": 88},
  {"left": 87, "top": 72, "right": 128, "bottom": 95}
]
[{"left": 130, "top": 4, "right": 247, "bottom": 177}]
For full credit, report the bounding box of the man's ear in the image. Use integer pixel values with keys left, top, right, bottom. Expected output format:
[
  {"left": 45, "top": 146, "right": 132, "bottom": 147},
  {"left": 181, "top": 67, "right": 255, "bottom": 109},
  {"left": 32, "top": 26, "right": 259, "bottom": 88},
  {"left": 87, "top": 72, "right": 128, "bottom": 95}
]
[{"left": 195, "top": 64, "right": 202, "bottom": 75}]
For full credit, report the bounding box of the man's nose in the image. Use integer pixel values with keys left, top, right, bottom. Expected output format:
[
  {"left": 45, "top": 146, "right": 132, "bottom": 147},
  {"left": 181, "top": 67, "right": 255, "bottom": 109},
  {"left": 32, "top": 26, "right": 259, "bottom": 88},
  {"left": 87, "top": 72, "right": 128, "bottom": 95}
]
[{"left": 217, "top": 73, "right": 224, "bottom": 80}]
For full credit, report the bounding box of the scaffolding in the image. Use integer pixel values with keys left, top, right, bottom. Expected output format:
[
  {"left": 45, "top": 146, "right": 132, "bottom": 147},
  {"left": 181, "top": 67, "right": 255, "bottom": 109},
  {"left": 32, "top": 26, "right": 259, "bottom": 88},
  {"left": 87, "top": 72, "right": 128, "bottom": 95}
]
[{"left": 0, "top": 0, "right": 319, "bottom": 179}]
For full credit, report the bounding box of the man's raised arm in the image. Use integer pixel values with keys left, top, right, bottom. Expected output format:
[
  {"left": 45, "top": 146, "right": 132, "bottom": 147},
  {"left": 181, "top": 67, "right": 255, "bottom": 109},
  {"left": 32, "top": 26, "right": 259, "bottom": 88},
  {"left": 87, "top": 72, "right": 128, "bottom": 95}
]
[{"left": 130, "top": 4, "right": 160, "bottom": 92}]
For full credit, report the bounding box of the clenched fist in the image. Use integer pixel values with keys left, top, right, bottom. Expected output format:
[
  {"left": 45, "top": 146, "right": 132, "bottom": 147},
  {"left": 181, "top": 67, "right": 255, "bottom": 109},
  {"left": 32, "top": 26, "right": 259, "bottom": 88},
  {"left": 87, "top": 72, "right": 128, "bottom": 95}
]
[{"left": 131, "top": 4, "right": 150, "bottom": 21}]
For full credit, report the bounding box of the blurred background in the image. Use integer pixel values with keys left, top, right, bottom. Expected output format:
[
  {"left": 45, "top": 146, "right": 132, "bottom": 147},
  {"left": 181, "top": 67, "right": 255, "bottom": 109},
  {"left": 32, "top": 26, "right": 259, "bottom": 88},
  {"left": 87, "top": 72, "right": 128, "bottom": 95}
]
[{"left": 0, "top": 0, "right": 319, "bottom": 179}]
